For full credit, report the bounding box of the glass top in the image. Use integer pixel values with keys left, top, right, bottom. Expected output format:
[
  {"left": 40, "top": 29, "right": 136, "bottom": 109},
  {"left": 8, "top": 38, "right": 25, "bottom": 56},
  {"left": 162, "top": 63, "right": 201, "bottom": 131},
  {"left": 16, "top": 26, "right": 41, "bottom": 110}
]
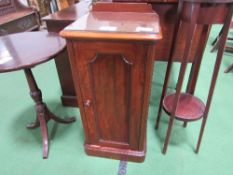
[{"left": 64, "top": 11, "right": 160, "bottom": 34}]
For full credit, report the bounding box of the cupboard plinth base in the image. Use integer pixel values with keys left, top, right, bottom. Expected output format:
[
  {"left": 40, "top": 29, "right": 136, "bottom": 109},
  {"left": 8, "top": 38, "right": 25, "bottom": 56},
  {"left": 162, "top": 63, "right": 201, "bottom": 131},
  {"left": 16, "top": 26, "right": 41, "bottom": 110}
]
[{"left": 84, "top": 143, "right": 146, "bottom": 163}]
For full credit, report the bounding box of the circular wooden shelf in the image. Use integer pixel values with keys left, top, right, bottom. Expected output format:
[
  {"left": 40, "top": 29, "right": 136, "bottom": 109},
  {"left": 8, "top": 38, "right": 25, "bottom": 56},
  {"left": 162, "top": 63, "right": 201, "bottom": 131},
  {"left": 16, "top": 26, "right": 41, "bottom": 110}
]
[{"left": 163, "top": 93, "right": 205, "bottom": 121}]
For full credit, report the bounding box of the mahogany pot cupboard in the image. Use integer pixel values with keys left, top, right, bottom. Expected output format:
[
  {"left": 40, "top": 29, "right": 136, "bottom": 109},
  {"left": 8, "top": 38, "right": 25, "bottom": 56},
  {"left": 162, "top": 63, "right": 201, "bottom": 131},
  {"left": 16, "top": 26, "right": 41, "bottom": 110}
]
[
  {"left": 43, "top": 0, "right": 209, "bottom": 107},
  {"left": 60, "top": 2, "right": 162, "bottom": 162}
]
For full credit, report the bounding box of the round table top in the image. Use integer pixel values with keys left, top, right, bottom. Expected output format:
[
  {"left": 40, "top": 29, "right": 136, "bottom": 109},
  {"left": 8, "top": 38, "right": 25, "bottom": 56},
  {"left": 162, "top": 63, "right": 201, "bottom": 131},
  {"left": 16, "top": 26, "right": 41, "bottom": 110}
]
[{"left": 0, "top": 31, "right": 66, "bottom": 73}]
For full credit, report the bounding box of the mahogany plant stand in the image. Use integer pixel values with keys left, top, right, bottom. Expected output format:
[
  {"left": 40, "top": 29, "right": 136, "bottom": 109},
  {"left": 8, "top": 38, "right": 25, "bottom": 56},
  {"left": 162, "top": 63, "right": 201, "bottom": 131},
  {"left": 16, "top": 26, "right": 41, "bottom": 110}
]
[
  {"left": 155, "top": 0, "right": 233, "bottom": 154},
  {"left": 211, "top": 21, "right": 233, "bottom": 73}
]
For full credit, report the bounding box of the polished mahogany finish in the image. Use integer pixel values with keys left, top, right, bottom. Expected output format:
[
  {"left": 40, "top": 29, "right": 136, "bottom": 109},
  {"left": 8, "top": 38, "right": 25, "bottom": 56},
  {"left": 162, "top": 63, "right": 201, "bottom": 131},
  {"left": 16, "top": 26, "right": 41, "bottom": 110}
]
[
  {"left": 43, "top": 0, "right": 210, "bottom": 107},
  {"left": 61, "top": 3, "right": 162, "bottom": 162},
  {"left": 0, "top": 32, "right": 66, "bottom": 72},
  {"left": 211, "top": 21, "right": 233, "bottom": 73},
  {"left": 155, "top": 0, "right": 233, "bottom": 154},
  {"left": 113, "top": 0, "right": 210, "bottom": 60},
  {"left": 61, "top": 11, "right": 161, "bottom": 41},
  {"left": 163, "top": 93, "right": 205, "bottom": 121},
  {"left": 0, "top": 0, "right": 40, "bottom": 36},
  {"left": 43, "top": 1, "right": 90, "bottom": 32},
  {"left": 0, "top": 31, "right": 76, "bottom": 158},
  {"left": 43, "top": 0, "right": 91, "bottom": 106},
  {"left": 212, "top": 21, "right": 233, "bottom": 53},
  {"left": 92, "top": 2, "right": 154, "bottom": 12},
  {"left": 183, "top": 0, "right": 233, "bottom": 2}
]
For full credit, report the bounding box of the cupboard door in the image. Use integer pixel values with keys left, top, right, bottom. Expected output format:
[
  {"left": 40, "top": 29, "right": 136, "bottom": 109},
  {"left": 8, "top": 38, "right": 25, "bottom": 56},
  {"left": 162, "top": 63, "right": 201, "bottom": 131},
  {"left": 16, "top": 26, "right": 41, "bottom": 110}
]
[{"left": 68, "top": 41, "right": 152, "bottom": 151}]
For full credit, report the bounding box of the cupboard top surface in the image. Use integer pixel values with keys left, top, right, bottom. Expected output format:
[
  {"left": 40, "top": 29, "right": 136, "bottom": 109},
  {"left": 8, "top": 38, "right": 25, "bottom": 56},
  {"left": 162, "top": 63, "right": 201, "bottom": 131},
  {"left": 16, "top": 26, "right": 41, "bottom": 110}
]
[{"left": 60, "top": 11, "right": 162, "bottom": 41}]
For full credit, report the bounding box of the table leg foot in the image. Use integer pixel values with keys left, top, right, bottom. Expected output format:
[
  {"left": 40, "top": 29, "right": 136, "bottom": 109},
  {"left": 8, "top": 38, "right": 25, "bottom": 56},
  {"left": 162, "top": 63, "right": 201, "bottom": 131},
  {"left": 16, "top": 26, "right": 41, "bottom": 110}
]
[
  {"left": 224, "top": 64, "right": 233, "bottom": 73},
  {"left": 26, "top": 118, "right": 40, "bottom": 129},
  {"left": 24, "top": 68, "right": 75, "bottom": 158},
  {"left": 48, "top": 110, "right": 76, "bottom": 124},
  {"left": 37, "top": 105, "right": 49, "bottom": 159}
]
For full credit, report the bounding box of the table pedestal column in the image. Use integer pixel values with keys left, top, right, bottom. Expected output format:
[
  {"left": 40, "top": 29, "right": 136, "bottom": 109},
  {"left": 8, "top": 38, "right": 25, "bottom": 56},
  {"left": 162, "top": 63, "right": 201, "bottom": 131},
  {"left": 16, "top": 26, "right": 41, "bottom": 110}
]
[{"left": 24, "top": 68, "right": 76, "bottom": 158}]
